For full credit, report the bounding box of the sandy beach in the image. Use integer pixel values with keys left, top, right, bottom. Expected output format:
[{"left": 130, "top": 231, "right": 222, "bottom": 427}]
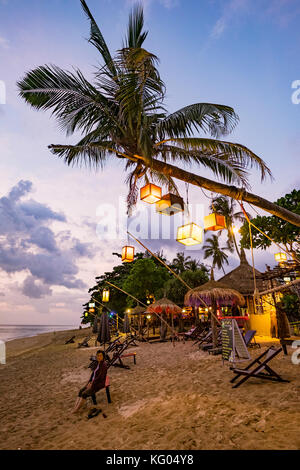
[{"left": 0, "top": 329, "right": 299, "bottom": 450}]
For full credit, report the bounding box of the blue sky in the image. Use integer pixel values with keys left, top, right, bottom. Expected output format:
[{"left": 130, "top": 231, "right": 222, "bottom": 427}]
[{"left": 0, "top": 0, "right": 299, "bottom": 324}]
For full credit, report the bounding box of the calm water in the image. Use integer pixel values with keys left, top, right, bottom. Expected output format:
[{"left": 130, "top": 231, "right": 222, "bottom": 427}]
[{"left": 0, "top": 324, "right": 79, "bottom": 342}]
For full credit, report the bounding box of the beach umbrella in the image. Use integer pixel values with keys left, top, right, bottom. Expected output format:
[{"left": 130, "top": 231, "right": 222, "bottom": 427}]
[
  {"left": 97, "top": 311, "right": 111, "bottom": 349},
  {"left": 185, "top": 279, "right": 245, "bottom": 347},
  {"left": 123, "top": 313, "right": 130, "bottom": 334},
  {"left": 145, "top": 297, "right": 181, "bottom": 341}
]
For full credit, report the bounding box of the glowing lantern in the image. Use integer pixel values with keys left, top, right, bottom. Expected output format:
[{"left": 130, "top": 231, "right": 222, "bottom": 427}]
[
  {"left": 283, "top": 277, "right": 291, "bottom": 283},
  {"left": 156, "top": 193, "right": 184, "bottom": 216},
  {"left": 122, "top": 245, "right": 135, "bottom": 262},
  {"left": 176, "top": 223, "right": 203, "bottom": 246},
  {"left": 84, "top": 312, "right": 88, "bottom": 317},
  {"left": 231, "top": 225, "right": 240, "bottom": 234},
  {"left": 89, "top": 308, "right": 95, "bottom": 313},
  {"left": 274, "top": 252, "right": 287, "bottom": 263},
  {"left": 140, "top": 183, "right": 162, "bottom": 204},
  {"left": 89, "top": 302, "right": 95, "bottom": 308},
  {"left": 204, "top": 213, "right": 226, "bottom": 231},
  {"left": 102, "top": 288, "right": 110, "bottom": 302}
]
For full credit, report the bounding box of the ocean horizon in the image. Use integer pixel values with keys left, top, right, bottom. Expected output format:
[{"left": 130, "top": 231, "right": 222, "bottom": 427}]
[{"left": 0, "top": 324, "right": 80, "bottom": 342}]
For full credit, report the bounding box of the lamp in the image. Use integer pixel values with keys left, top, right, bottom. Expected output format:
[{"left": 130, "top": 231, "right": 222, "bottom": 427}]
[
  {"left": 140, "top": 183, "right": 162, "bottom": 204},
  {"left": 176, "top": 222, "right": 203, "bottom": 246},
  {"left": 204, "top": 213, "right": 226, "bottom": 231},
  {"left": 122, "top": 245, "right": 135, "bottom": 262},
  {"left": 274, "top": 253, "right": 287, "bottom": 263},
  {"left": 156, "top": 193, "right": 184, "bottom": 216},
  {"left": 102, "top": 288, "right": 110, "bottom": 302}
]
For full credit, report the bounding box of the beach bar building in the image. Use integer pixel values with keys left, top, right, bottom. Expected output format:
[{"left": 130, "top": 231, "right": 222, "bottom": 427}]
[{"left": 218, "top": 250, "right": 278, "bottom": 337}]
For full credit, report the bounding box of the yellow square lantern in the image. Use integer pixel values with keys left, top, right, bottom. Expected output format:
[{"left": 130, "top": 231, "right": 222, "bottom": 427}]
[
  {"left": 122, "top": 245, "right": 135, "bottom": 262},
  {"left": 156, "top": 193, "right": 184, "bottom": 216},
  {"left": 204, "top": 213, "right": 226, "bottom": 231},
  {"left": 274, "top": 252, "right": 287, "bottom": 263},
  {"left": 140, "top": 183, "right": 162, "bottom": 204},
  {"left": 176, "top": 223, "right": 203, "bottom": 246},
  {"left": 102, "top": 288, "right": 110, "bottom": 302}
]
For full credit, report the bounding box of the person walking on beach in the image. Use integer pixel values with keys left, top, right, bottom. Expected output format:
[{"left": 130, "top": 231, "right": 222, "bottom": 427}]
[{"left": 73, "top": 350, "right": 108, "bottom": 413}]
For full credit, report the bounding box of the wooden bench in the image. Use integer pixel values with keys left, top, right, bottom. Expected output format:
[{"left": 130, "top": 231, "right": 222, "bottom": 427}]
[{"left": 280, "top": 336, "right": 300, "bottom": 355}]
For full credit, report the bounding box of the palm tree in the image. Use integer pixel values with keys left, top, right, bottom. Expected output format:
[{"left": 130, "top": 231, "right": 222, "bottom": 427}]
[
  {"left": 203, "top": 234, "right": 231, "bottom": 275},
  {"left": 186, "top": 259, "right": 203, "bottom": 272},
  {"left": 171, "top": 252, "right": 192, "bottom": 274},
  {"left": 17, "top": 0, "right": 300, "bottom": 226},
  {"left": 209, "top": 195, "right": 251, "bottom": 258}
]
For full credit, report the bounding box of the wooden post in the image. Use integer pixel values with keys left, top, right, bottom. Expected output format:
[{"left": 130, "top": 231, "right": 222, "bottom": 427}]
[{"left": 211, "top": 299, "right": 218, "bottom": 348}]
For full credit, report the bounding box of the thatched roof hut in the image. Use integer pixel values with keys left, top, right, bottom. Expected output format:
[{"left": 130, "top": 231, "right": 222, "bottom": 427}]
[
  {"left": 145, "top": 297, "right": 182, "bottom": 314},
  {"left": 217, "top": 249, "right": 265, "bottom": 296},
  {"left": 185, "top": 281, "right": 245, "bottom": 307},
  {"left": 130, "top": 305, "right": 146, "bottom": 315}
]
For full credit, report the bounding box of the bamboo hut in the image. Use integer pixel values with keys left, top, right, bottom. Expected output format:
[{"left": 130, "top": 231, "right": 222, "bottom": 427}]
[{"left": 145, "top": 297, "right": 182, "bottom": 340}]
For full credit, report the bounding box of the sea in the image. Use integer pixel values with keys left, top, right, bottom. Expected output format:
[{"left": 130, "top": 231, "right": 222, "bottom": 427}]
[{"left": 0, "top": 324, "right": 79, "bottom": 342}]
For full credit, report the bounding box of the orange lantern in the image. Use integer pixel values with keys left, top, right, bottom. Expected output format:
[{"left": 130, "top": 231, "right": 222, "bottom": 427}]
[
  {"left": 156, "top": 193, "right": 184, "bottom": 216},
  {"left": 122, "top": 245, "right": 135, "bottom": 262},
  {"left": 140, "top": 183, "right": 162, "bottom": 204},
  {"left": 204, "top": 213, "right": 226, "bottom": 231},
  {"left": 176, "top": 223, "right": 203, "bottom": 246},
  {"left": 274, "top": 252, "right": 287, "bottom": 263},
  {"left": 89, "top": 308, "right": 95, "bottom": 313}
]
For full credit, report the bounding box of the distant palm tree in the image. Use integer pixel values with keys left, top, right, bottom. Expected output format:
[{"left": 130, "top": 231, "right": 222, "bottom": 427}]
[
  {"left": 203, "top": 234, "right": 231, "bottom": 274},
  {"left": 186, "top": 259, "right": 203, "bottom": 272},
  {"left": 209, "top": 196, "right": 251, "bottom": 258},
  {"left": 171, "top": 252, "right": 192, "bottom": 274},
  {"left": 16, "top": 0, "right": 277, "bottom": 218}
]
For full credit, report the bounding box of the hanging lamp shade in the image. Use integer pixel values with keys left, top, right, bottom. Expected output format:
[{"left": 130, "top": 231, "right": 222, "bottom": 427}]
[
  {"left": 88, "top": 308, "right": 95, "bottom": 313},
  {"left": 88, "top": 302, "right": 95, "bottom": 308},
  {"left": 274, "top": 252, "right": 287, "bottom": 263},
  {"left": 122, "top": 245, "right": 135, "bottom": 262},
  {"left": 176, "top": 222, "right": 203, "bottom": 246},
  {"left": 204, "top": 213, "right": 226, "bottom": 231},
  {"left": 140, "top": 183, "right": 162, "bottom": 204},
  {"left": 156, "top": 193, "right": 184, "bottom": 216},
  {"left": 102, "top": 288, "right": 110, "bottom": 302}
]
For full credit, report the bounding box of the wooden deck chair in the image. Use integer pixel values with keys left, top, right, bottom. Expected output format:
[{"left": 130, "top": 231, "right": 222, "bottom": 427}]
[
  {"left": 77, "top": 335, "right": 92, "bottom": 348},
  {"left": 193, "top": 328, "right": 211, "bottom": 346},
  {"left": 243, "top": 329, "right": 260, "bottom": 349},
  {"left": 91, "top": 375, "right": 111, "bottom": 405},
  {"left": 201, "top": 329, "right": 222, "bottom": 351},
  {"left": 107, "top": 337, "right": 137, "bottom": 370},
  {"left": 106, "top": 336, "right": 123, "bottom": 354},
  {"left": 230, "top": 346, "right": 290, "bottom": 389}
]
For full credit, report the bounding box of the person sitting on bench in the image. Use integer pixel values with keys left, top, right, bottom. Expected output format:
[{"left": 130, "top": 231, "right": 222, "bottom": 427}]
[{"left": 73, "top": 350, "right": 107, "bottom": 413}]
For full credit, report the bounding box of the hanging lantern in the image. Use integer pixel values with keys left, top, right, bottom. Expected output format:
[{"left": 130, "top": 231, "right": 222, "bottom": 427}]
[
  {"left": 122, "top": 245, "right": 135, "bottom": 262},
  {"left": 274, "top": 252, "right": 287, "bottom": 263},
  {"left": 204, "top": 213, "right": 226, "bottom": 231},
  {"left": 176, "top": 222, "right": 203, "bottom": 246},
  {"left": 140, "top": 183, "right": 162, "bottom": 204},
  {"left": 88, "top": 308, "right": 95, "bottom": 313},
  {"left": 156, "top": 193, "right": 184, "bottom": 216},
  {"left": 231, "top": 225, "right": 240, "bottom": 234},
  {"left": 88, "top": 302, "right": 95, "bottom": 308},
  {"left": 102, "top": 288, "right": 110, "bottom": 302},
  {"left": 84, "top": 312, "right": 88, "bottom": 317}
]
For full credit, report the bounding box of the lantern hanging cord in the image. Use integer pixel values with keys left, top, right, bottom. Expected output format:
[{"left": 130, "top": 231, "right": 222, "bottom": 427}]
[{"left": 127, "top": 231, "right": 222, "bottom": 325}]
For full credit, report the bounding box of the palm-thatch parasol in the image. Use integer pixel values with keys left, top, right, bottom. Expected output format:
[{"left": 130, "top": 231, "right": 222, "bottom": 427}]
[
  {"left": 145, "top": 297, "right": 182, "bottom": 341},
  {"left": 97, "top": 310, "right": 111, "bottom": 350},
  {"left": 185, "top": 280, "right": 245, "bottom": 347}
]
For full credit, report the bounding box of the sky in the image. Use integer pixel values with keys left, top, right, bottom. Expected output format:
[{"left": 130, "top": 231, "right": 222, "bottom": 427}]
[{"left": 0, "top": 0, "right": 299, "bottom": 325}]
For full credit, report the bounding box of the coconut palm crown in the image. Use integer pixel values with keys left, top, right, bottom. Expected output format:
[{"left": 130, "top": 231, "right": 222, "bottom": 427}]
[{"left": 18, "top": 0, "right": 272, "bottom": 210}]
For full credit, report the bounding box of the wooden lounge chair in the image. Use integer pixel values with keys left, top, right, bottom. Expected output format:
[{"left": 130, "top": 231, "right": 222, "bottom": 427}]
[
  {"left": 193, "top": 328, "right": 211, "bottom": 346},
  {"left": 77, "top": 335, "right": 92, "bottom": 348},
  {"left": 65, "top": 336, "right": 75, "bottom": 344},
  {"left": 107, "top": 337, "right": 137, "bottom": 369},
  {"left": 243, "top": 329, "right": 260, "bottom": 349},
  {"left": 230, "top": 346, "right": 290, "bottom": 388},
  {"left": 178, "top": 325, "right": 203, "bottom": 342}
]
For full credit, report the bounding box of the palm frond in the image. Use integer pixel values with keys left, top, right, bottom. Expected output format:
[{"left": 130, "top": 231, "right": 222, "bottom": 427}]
[
  {"left": 48, "top": 140, "right": 115, "bottom": 167},
  {"left": 156, "top": 103, "right": 239, "bottom": 139},
  {"left": 124, "top": 3, "right": 148, "bottom": 48},
  {"left": 157, "top": 137, "right": 272, "bottom": 182},
  {"left": 80, "top": 0, "right": 117, "bottom": 77}
]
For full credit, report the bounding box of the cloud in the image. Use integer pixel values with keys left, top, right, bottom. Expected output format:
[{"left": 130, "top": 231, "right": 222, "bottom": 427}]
[
  {"left": 126, "top": 0, "right": 178, "bottom": 12},
  {"left": 210, "top": 0, "right": 249, "bottom": 40},
  {"left": 0, "top": 180, "right": 95, "bottom": 298},
  {"left": 0, "top": 35, "right": 9, "bottom": 49}
]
